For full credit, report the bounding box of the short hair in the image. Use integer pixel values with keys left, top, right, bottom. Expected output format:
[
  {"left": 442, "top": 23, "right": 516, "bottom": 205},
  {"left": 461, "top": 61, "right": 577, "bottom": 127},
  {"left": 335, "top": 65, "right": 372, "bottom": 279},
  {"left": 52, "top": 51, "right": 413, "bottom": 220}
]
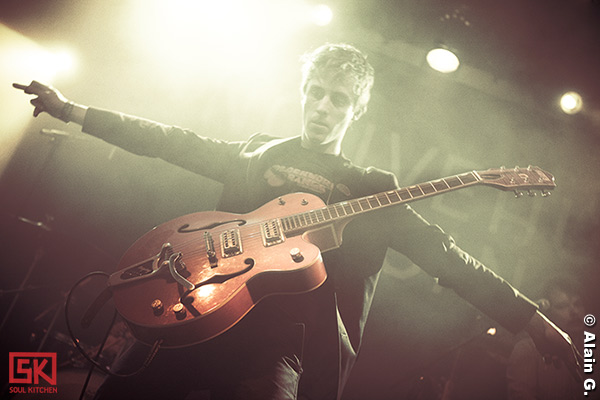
[{"left": 300, "top": 43, "right": 374, "bottom": 118}]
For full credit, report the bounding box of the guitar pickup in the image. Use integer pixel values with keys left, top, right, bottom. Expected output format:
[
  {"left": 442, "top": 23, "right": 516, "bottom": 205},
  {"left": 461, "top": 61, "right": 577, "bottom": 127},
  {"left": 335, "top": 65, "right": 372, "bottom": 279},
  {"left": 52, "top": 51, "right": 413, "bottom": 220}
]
[
  {"left": 220, "top": 229, "right": 242, "bottom": 258},
  {"left": 260, "top": 219, "right": 284, "bottom": 247}
]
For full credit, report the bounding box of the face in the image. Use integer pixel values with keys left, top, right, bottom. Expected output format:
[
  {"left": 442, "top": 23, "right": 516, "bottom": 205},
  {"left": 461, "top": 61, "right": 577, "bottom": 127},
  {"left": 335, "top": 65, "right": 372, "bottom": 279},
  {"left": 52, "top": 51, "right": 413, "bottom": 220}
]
[{"left": 301, "top": 72, "right": 357, "bottom": 154}]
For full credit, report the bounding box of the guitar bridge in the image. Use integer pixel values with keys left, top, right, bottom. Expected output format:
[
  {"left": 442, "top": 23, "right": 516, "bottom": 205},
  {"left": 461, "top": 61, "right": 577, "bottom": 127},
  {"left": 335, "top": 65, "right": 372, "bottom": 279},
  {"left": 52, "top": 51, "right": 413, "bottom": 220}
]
[
  {"left": 109, "top": 243, "right": 173, "bottom": 287},
  {"left": 119, "top": 259, "right": 155, "bottom": 280},
  {"left": 220, "top": 229, "right": 242, "bottom": 258},
  {"left": 260, "top": 219, "right": 284, "bottom": 247}
]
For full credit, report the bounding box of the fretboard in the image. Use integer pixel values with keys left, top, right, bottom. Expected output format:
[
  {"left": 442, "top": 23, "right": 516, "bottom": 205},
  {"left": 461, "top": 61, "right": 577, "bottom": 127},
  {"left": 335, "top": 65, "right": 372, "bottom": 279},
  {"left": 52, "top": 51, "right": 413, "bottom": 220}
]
[{"left": 280, "top": 171, "right": 481, "bottom": 233}]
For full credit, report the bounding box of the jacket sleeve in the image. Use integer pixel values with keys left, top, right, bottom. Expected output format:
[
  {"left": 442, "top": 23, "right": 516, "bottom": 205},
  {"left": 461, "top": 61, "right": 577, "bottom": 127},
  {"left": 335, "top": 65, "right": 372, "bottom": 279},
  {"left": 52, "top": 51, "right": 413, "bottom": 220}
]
[
  {"left": 81, "top": 107, "right": 247, "bottom": 183},
  {"left": 376, "top": 172, "right": 537, "bottom": 334}
]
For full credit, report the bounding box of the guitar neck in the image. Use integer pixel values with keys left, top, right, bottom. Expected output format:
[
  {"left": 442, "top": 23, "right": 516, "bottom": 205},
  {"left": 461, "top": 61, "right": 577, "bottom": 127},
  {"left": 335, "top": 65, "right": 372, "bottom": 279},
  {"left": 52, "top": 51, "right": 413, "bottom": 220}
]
[{"left": 280, "top": 171, "right": 481, "bottom": 234}]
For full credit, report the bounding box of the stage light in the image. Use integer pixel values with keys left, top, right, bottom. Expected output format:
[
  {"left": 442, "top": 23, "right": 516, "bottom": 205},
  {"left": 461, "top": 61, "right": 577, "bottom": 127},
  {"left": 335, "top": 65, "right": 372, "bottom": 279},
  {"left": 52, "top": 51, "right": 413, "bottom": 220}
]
[
  {"left": 559, "top": 91, "right": 583, "bottom": 115},
  {"left": 486, "top": 327, "right": 496, "bottom": 336},
  {"left": 311, "top": 4, "right": 333, "bottom": 26},
  {"left": 9, "top": 47, "right": 76, "bottom": 82},
  {"left": 45, "top": 49, "right": 76, "bottom": 76},
  {"left": 1, "top": 25, "right": 76, "bottom": 179},
  {"left": 426, "top": 47, "right": 460, "bottom": 73}
]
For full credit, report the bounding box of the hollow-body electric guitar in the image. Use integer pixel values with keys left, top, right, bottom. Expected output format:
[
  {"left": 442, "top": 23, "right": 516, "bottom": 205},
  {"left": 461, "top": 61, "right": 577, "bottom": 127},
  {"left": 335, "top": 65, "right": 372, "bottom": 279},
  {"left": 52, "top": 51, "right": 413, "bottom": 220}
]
[{"left": 107, "top": 166, "right": 555, "bottom": 348}]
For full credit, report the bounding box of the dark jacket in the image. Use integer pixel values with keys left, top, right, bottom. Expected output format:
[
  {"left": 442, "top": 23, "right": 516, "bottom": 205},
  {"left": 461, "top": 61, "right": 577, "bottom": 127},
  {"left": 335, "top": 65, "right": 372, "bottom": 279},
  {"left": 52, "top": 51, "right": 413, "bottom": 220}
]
[{"left": 83, "top": 108, "right": 537, "bottom": 399}]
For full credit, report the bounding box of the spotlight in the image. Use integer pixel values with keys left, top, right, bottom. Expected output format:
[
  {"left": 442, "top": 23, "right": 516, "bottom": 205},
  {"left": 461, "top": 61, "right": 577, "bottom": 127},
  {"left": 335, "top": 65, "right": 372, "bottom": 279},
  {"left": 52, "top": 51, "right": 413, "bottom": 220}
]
[
  {"left": 46, "top": 50, "right": 76, "bottom": 75},
  {"left": 559, "top": 91, "right": 583, "bottom": 115},
  {"left": 11, "top": 47, "right": 76, "bottom": 82},
  {"left": 426, "top": 47, "right": 460, "bottom": 73},
  {"left": 311, "top": 4, "right": 333, "bottom": 26}
]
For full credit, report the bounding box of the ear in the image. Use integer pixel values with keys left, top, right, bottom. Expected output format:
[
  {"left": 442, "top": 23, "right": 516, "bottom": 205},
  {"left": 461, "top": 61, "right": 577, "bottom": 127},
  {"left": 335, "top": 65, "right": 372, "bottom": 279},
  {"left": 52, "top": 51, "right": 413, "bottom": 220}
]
[{"left": 352, "top": 106, "right": 366, "bottom": 121}]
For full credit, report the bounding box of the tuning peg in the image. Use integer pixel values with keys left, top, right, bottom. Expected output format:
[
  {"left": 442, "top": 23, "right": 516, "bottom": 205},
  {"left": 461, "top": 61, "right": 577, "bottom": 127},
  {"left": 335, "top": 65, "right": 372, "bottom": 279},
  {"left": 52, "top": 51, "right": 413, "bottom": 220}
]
[
  {"left": 514, "top": 190, "right": 523, "bottom": 198},
  {"left": 528, "top": 190, "right": 536, "bottom": 197},
  {"left": 541, "top": 190, "right": 551, "bottom": 197}
]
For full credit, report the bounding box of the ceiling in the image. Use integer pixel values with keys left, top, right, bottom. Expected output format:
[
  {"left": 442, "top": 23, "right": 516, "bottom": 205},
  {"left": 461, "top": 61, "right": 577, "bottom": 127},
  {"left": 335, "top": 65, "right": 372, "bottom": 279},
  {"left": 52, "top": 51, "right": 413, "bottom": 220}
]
[{"left": 355, "top": 0, "right": 600, "bottom": 106}]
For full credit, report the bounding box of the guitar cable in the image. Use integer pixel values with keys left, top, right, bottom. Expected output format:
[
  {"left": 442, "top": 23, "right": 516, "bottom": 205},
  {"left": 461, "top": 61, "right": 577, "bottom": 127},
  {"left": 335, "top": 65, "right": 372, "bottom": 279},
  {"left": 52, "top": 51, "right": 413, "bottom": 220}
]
[{"left": 64, "top": 271, "right": 164, "bottom": 391}]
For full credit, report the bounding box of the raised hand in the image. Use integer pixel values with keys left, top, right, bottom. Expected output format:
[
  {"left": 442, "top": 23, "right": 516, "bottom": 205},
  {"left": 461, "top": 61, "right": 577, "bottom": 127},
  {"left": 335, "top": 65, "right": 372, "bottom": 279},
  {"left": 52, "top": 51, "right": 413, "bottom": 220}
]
[
  {"left": 13, "top": 80, "right": 71, "bottom": 121},
  {"left": 526, "top": 310, "right": 584, "bottom": 383}
]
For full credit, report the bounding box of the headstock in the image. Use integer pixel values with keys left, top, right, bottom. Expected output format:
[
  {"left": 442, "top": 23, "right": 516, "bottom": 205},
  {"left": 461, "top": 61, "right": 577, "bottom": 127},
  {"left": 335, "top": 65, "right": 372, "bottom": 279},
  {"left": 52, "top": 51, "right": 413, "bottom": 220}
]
[{"left": 477, "top": 166, "right": 556, "bottom": 197}]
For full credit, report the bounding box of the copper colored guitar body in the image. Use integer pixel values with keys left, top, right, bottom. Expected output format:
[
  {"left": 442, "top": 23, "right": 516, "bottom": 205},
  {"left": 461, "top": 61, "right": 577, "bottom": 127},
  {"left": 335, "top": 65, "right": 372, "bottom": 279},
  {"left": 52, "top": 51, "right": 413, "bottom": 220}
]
[{"left": 108, "top": 193, "right": 329, "bottom": 348}]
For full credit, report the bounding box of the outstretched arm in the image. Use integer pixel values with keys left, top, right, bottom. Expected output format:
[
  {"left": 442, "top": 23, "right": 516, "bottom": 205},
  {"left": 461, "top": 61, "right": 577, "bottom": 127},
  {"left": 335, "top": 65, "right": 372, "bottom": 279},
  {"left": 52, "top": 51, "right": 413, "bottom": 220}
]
[
  {"left": 383, "top": 203, "right": 583, "bottom": 383},
  {"left": 13, "top": 79, "right": 252, "bottom": 184},
  {"left": 13, "top": 80, "right": 88, "bottom": 125}
]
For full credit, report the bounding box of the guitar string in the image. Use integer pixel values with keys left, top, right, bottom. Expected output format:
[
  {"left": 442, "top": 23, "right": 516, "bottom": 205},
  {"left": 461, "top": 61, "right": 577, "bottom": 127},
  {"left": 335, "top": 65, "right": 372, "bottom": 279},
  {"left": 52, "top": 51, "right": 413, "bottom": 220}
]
[
  {"left": 142, "top": 172, "right": 492, "bottom": 261},
  {"left": 125, "top": 171, "right": 544, "bottom": 277},
  {"left": 151, "top": 180, "right": 464, "bottom": 259},
  {"left": 162, "top": 201, "right": 367, "bottom": 257},
  {"left": 123, "top": 171, "right": 546, "bottom": 276}
]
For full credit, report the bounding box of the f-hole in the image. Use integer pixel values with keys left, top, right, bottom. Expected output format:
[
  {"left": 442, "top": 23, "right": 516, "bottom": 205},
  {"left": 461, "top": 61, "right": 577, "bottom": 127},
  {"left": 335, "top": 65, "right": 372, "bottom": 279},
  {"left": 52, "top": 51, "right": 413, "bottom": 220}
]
[{"left": 178, "top": 219, "right": 247, "bottom": 233}]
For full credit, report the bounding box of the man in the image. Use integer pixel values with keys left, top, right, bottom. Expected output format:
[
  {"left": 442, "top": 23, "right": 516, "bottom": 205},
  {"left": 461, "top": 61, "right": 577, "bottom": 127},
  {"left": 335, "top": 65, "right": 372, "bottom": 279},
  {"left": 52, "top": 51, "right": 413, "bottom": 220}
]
[{"left": 14, "top": 43, "right": 581, "bottom": 400}]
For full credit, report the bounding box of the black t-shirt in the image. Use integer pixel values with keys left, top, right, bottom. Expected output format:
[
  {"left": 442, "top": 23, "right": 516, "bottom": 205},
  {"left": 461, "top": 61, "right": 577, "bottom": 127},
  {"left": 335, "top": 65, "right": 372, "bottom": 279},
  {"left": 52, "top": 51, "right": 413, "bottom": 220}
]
[{"left": 248, "top": 136, "right": 396, "bottom": 205}]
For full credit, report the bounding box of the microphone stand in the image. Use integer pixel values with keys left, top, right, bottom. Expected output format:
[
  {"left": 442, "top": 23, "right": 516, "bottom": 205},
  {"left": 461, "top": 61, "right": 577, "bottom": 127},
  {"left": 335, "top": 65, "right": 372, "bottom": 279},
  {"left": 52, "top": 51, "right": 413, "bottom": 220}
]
[
  {"left": 0, "top": 129, "right": 67, "bottom": 399},
  {"left": 0, "top": 127, "right": 65, "bottom": 337}
]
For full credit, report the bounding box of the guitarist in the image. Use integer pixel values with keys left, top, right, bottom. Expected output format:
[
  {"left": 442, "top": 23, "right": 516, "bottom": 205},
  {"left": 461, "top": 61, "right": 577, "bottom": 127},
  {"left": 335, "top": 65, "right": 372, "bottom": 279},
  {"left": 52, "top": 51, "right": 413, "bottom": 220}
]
[{"left": 14, "top": 43, "right": 581, "bottom": 400}]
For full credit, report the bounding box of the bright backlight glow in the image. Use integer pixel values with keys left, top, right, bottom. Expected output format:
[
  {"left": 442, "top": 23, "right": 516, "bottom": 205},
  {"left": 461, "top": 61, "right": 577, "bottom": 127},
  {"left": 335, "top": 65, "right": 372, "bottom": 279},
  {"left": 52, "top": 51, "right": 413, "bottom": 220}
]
[
  {"left": 45, "top": 50, "right": 76, "bottom": 75},
  {"left": 426, "top": 48, "right": 460, "bottom": 73},
  {"left": 11, "top": 47, "right": 76, "bottom": 81},
  {"left": 560, "top": 91, "right": 583, "bottom": 114},
  {"left": 122, "top": 0, "right": 333, "bottom": 100},
  {"left": 312, "top": 4, "right": 333, "bottom": 26},
  {"left": 127, "top": 0, "right": 310, "bottom": 78}
]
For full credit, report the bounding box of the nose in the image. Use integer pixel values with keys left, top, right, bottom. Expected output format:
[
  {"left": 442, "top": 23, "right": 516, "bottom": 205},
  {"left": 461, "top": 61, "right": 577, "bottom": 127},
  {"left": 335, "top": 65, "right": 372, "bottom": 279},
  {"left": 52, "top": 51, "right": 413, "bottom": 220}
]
[{"left": 315, "top": 95, "right": 333, "bottom": 113}]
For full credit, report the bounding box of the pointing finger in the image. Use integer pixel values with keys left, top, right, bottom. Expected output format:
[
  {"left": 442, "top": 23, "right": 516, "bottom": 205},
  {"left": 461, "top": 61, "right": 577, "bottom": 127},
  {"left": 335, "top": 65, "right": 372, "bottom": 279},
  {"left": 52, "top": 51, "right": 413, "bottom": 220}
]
[
  {"left": 13, "top": 83, "right": 28, "bottom": 91},
  {"left": 13, "top": 81, "right": 46, "bottom": 94}
]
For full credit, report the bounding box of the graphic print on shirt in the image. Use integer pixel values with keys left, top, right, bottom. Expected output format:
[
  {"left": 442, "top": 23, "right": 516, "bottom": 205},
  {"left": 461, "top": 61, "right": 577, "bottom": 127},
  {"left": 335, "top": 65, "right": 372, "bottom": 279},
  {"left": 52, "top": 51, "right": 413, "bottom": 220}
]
[{"left": 264, "top": 165, "right": 336, "bottom": 195}]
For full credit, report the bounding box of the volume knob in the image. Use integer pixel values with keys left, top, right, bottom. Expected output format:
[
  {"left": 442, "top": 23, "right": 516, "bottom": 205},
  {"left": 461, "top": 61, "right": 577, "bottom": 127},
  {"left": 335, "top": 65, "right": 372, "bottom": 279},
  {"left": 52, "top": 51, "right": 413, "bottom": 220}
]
[
  {"left": 173, "top": 303, "right": 187, "bottom": 319},
  {"left": 151, "top": 299, "right": 164, "bottom": 315},
  {"left": 290, "top": 248, "right": 304, "bottom": 263}
]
